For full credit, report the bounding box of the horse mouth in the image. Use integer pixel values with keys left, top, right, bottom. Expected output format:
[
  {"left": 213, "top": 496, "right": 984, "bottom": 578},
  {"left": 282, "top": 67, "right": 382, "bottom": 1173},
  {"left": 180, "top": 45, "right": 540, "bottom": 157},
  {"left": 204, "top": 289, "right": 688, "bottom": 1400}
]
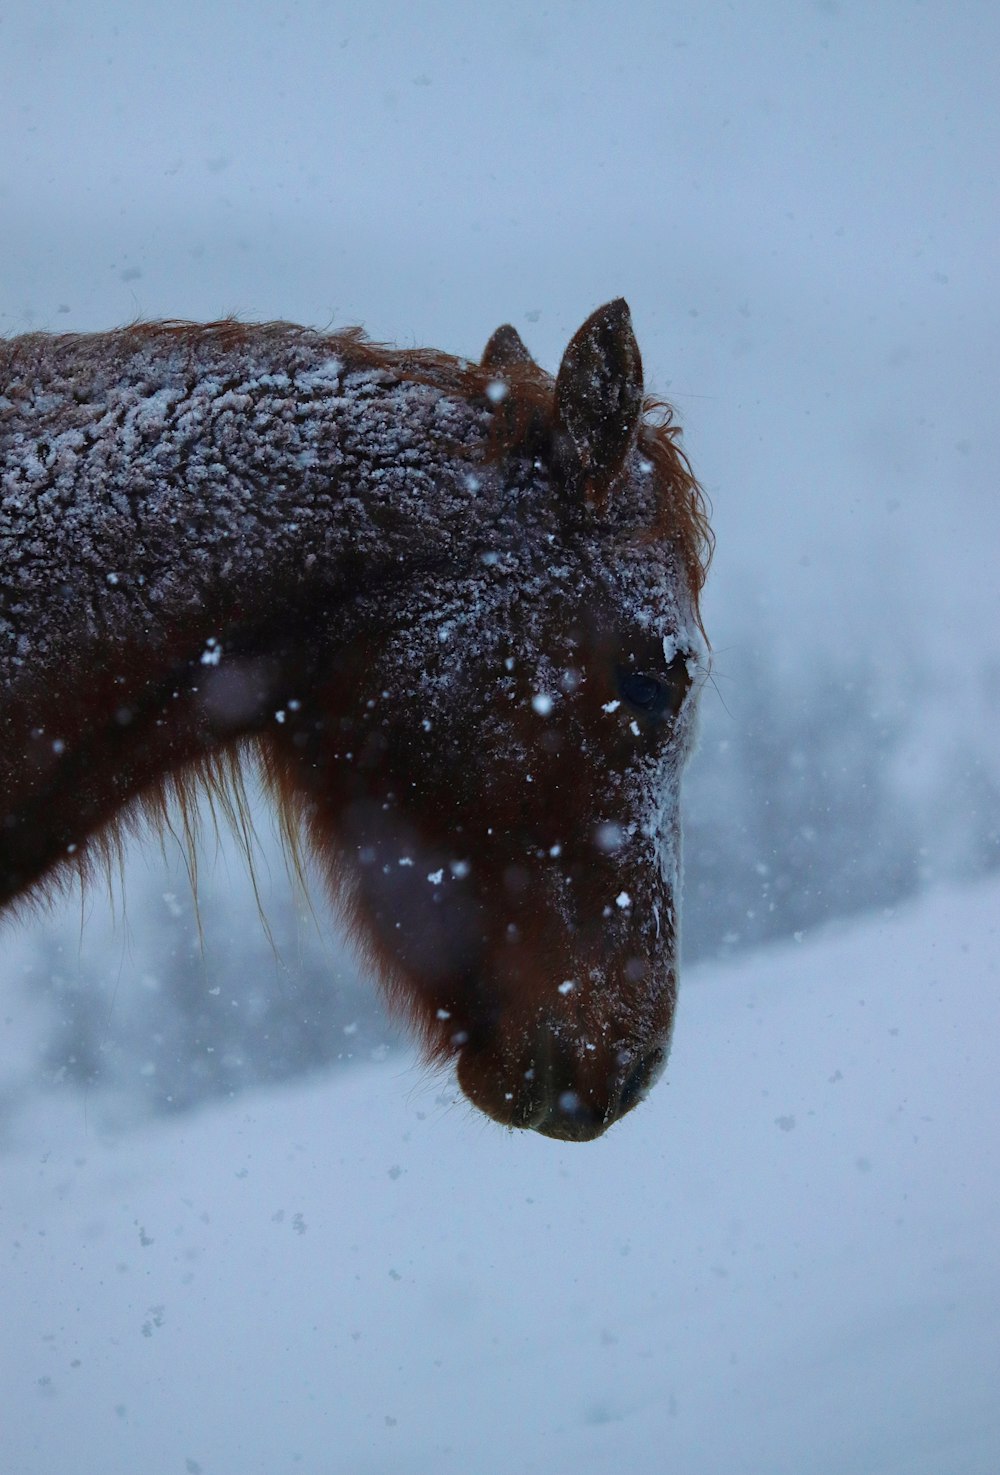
[
  {"left": 455, "top": 1033, "right": 666, "bottom": 1142},
  {"left": 531, "top": 1091, "right": 615, "bottom": 1143}
]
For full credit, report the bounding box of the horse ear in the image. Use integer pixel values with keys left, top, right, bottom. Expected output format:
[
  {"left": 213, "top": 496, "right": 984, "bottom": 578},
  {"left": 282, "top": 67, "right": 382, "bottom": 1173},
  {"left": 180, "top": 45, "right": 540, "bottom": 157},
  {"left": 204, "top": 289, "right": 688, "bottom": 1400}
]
[
  {"left": 481, "top": 323, "right": 536, "bottom": 371},
  {"left": 553, "top": 298, "right": 643, "bottom": 503}
]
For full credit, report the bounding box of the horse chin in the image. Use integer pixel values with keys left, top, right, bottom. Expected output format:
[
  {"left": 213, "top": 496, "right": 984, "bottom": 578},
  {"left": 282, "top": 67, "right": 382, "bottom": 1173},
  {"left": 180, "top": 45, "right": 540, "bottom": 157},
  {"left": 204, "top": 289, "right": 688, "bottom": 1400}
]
[{"left": 454, "top": 1027, "right": 668, "bottom": 1143}]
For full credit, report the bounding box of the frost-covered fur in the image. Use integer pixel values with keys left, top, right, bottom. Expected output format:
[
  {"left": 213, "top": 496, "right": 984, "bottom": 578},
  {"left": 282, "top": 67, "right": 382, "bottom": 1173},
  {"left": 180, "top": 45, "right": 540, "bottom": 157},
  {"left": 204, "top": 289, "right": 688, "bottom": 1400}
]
[
  {"left": 1, "top": 324, "right": 494, "bottom": 691},
  {"left": 0, "top": 304, "right": 711, "bottom": 1140}
]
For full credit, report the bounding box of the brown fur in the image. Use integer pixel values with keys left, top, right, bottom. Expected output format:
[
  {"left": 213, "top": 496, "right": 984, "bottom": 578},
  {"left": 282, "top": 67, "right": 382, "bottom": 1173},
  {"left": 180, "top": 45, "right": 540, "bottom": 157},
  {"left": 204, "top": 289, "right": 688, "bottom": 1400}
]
[{"left": 1, "top": 303, "right": 711, "bottom": 1139}]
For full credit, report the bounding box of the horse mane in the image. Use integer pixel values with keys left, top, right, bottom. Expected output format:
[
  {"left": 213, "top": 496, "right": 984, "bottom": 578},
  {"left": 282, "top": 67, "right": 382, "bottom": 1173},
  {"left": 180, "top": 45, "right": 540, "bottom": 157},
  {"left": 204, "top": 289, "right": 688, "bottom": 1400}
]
[{"left": 4, "top": 317, "right": 712, "bottom": 607}]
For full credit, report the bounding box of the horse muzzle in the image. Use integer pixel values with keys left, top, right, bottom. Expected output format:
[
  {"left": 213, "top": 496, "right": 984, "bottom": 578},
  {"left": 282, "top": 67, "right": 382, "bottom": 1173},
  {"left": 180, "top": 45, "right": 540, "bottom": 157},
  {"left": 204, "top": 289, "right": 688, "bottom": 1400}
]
[{"left": 455, "top": 1028, "right": 667, "bottom": 1142}]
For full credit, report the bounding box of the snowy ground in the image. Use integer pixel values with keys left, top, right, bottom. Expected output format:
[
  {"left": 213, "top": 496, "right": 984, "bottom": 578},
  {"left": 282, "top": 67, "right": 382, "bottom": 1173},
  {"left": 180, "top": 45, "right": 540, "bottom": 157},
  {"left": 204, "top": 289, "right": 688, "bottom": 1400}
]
[{"left": 3, "top": 877, "right": 998, "bottom": 1475}]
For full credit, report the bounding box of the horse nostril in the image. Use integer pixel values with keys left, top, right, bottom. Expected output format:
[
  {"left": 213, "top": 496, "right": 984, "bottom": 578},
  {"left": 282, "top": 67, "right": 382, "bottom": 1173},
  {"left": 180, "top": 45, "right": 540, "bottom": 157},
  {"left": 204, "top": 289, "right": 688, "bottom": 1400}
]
[{"left": 617, "top": 1046, "right": 665, "bottom": 1116}]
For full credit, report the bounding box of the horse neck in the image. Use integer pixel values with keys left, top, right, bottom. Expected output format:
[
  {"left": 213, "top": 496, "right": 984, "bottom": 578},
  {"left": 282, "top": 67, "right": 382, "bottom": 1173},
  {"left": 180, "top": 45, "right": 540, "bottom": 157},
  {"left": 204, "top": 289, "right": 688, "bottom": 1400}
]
[{"left": 0, "top": 324, "right": 490, "bottom": 902}]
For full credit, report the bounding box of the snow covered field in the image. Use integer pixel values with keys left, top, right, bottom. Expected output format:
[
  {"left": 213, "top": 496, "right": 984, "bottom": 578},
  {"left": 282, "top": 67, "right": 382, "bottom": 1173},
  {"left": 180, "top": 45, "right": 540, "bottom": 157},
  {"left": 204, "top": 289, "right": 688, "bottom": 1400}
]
[{"left": 4, "top": 877, "right": 998, "bottom": 1475}]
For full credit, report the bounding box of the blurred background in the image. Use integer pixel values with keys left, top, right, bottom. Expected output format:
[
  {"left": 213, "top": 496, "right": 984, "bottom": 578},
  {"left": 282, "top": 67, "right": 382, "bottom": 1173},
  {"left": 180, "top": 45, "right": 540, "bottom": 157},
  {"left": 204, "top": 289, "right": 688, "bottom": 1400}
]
[{"left": 2, "top": 0, "right": 997, "bottom": 1126}]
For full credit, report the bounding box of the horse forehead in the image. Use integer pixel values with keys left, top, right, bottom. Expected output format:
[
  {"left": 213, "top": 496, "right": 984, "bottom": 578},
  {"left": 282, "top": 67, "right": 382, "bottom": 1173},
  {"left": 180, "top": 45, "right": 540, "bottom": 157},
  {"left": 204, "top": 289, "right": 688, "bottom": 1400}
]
[
  {"left": 373, "top": 535, "right": 693, "bottom": 687},
  {"left": 510, "top": 535, "right": 688, "bottom": 626},
  {"left": 515, "top": 549, "right": 692, "bottom": 661}
]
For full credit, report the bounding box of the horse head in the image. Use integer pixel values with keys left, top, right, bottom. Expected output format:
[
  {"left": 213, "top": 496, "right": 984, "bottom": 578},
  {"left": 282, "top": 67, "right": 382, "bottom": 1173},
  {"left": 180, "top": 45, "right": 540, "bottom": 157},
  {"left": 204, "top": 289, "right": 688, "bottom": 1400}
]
[{"left": 267, "top": 301, "right": 709, "bottom": 1139}]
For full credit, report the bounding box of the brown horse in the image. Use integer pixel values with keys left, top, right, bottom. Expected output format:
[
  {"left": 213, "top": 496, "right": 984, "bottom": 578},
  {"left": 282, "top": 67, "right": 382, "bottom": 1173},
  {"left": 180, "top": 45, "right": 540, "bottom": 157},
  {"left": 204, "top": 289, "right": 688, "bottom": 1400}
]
[{"left": 0, "top": 299, "right": 710, "bottom": 1140}]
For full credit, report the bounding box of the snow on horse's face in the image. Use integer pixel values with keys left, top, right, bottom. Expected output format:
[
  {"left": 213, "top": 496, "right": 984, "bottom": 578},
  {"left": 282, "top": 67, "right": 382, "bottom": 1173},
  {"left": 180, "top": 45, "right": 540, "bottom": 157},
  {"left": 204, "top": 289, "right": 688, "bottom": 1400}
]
[{"left": 271, "top": 303, "right": 707, "bottom": 1140}]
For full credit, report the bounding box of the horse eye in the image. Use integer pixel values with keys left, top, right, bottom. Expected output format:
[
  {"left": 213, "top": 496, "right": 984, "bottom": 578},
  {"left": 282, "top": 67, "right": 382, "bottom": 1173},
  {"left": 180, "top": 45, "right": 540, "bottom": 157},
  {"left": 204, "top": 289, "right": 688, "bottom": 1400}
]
[
  {"left": 619, "top": 672, "right": 664, "bottom": 711},
  {"left": 617, "top": 655, "right": 691, "bottom": 720}
]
